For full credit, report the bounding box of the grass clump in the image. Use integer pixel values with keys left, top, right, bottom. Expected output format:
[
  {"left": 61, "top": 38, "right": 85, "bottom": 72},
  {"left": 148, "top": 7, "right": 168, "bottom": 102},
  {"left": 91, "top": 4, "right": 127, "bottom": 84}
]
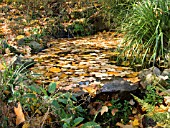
[{"left": 119, "top": 0, "right": 170, "bottom": 67}]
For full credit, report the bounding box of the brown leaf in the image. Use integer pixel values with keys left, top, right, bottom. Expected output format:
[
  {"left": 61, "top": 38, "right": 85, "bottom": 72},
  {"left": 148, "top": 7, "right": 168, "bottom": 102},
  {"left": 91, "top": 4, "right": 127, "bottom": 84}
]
[
  {"left": 111, "top": 108, "right": 118, "bottom": 116},
  {"left": 14, "top": 102, "right": 25, "bottom": 125}
]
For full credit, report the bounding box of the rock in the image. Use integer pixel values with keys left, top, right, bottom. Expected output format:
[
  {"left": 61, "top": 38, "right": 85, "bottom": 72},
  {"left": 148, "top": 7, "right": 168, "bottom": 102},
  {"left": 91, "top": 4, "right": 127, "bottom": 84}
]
[
  {"left": 17, "top": 38, "right": 45, "bottom": 54},
  {"left": 139, "top": 66, "right": 161, "bottom": 88},
  {"left": 162, "top": 69, "right": 170, "bottom": 76},
  {"left": 17, "top": 38, "right": 26, "bottom": 46},
  {"left": 97, "top": 78, "right": 139, "bottom": 100},
  {"left": 29, "top": 41, "right": 44, "bottom": 54},
  {"left": 142, "top": 115, "right": 156, "bottom": 128}
]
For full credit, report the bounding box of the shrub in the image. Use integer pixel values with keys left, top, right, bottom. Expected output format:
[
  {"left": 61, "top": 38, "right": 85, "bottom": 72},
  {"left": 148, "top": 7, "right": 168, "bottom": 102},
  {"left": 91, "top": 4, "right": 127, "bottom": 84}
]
[
  {"left": 98, "top": 0, "right": 140, "bottom": 29},
  {"left": 119, "top": 0, "right": 170, "bottom": 67}
]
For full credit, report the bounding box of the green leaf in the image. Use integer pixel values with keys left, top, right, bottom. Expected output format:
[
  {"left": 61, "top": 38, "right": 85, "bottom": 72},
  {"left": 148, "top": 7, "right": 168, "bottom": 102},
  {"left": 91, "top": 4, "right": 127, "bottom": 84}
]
[
  {"left": 58, "top": 98, "right": 67, "bottom": 104},
  {"left": 28, "top": 85, "right": 41, "bottom": 94},
  {"left": 23, "top": 93, "right": 36, "bottom": 99},
  {"left": 52, "top": 100, "right": 60, "bottom": 108},
  {"left": 71, "top": 95, "right": 77, "bottom": 101},
  {"left": 81, "top": 122, "right": 101, "bottom": 128},
  {"left": 39, "top": 86, "right": 48, "bottom": 96},
  {"left": 48, "top": 82, "right": 56, "bottom": 94},
  {"left": 73, "top": 117, "right": 84, "bottom": 127}
]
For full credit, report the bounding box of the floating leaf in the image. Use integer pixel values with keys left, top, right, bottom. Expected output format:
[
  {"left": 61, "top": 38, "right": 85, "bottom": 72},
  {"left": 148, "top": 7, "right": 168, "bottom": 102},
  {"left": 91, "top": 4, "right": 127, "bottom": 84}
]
[
  {"left": 100, "top": 106, "right": 108, "bottom": 115},
  {"left": 125, "top": 72, "right": 139, "bottom": 78},
  {"left": 48, "top": 82, "right": 56, "bottom": 94},
  {"left": 83, "top": 86, "right": 97, "bottom": 97},
  {"left": 124, "top": 77, "right": 140, "bottom": 83},
  {"left": 14, "top": 102, "right": 25, "bottom": 125},
  {"left": 49, "top": 67, "right": 61, "bottom": 73}
]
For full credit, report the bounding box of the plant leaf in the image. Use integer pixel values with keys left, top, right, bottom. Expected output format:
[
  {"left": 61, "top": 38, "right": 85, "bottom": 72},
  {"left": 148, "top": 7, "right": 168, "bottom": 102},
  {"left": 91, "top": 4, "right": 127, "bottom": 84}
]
[
  {"left": 73, "top": 117, "right": 84, "bottom": 127},
  {"left": 48, "top": 82, "right": 56, "bottom": 94},
  {"left": 81, "top": 121, "right": 101, "bottom": 128}
]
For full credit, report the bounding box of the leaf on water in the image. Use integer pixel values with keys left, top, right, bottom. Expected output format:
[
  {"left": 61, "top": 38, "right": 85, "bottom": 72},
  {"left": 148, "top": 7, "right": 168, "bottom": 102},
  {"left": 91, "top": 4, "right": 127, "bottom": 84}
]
[
  {"left": 49, "top": 67, "right": 61, "bottom": 73},
  {"left": 14, "top": 102, "right": 25, "bottom": 125},
  {"left": 124, "top": 77, "right": 140, "bottom": 83},
  {"left": 100, "top": 106, "right": 108, "bottom": 115},
  {"left": 83, "top": 86, "right": 97, "bottom": 97},
  {"left": 107, "top": 71, "right": 120, "bottom": 76},
  {"left": 125, "top": 72, "right": 139, "bottom": 78}
]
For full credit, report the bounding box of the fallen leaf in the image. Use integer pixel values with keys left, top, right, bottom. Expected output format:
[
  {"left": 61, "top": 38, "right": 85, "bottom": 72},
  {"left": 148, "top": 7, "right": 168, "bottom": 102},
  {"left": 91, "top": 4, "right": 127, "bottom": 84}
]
[
  {"left": 83, "top": 86, "right": 97, "bottom": 97},
  {"left": 125, "top": 72, "right": 139, "bottom": 78},
  {"left": 100, "top": 106, "right": 108, "bottom": 115},
  {"left": 104, "top": 101, "right": 112, "bottom": 106},
  {"left": 132, "top": 118, "right": 139, "bottom": 126},
  {"left": 164, "top": 96, "right": 170, "bottom": 105},
  {"left": 14, "top": 102, "right": 25, "bottom": 125},
  {"left": 49, "top": 67, "right": 61, "bottom": 73},
  {"left": 124, "top": 77, "right": 140, "bottom": 83},
  {"left": 111, "top": 108, "right": 118, "bottom": 116},
  {"left": 16, "top": 35, "right": 24, "bottom": 40}
]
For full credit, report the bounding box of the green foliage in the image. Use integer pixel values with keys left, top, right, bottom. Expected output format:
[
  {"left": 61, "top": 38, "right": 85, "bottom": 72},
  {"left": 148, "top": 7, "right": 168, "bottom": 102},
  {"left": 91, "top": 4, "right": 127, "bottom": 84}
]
[
  {"left": 81, "top": 121, "right": 101, "bottom": 128},
  {"left": 0, "top": 60, "right": 30, "bottom": 101},
  {"left": 119, "top": 0, "right": 170, "bottom": 66},
  {"left": 109, "top": 99, "right": 132, "bottom": 124},
  {"left": 144, "top": 85, "right": 163, "bottom": 105},
  {"left": 98, "top": 0, "right": 140, "bottom": 28},
  {"left": 97, "top": 99, "right": 132, "bottom": 127}
]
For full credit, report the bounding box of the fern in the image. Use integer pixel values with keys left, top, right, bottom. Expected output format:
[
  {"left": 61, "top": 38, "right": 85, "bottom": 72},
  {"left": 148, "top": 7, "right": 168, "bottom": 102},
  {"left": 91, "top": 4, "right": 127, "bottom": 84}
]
[
  {"left": 132, "top": 94, "right": 170, "bottom": 127},
  {"left": 131, "top": 94, "right": 155, "bottom": 113}
]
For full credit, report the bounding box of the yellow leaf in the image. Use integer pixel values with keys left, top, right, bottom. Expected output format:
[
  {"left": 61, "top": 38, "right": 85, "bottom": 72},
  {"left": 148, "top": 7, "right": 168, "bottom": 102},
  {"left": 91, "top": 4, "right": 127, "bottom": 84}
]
[
  {"left": 14, "top": 102, "right": 25, "bottom": 125},
  {"left": 124, "top": 77, "right": 140, "bottom": 83},
  {"left": 83, "top": 87, "right": 97, "bottom": 97},
  {"left": 49, "top": 67, "right": 61, "bottom": 73},
  {"left": 126, "top": 72, "right": 139, "bottom": 78},
  {"left": 132, "top": 118, "right": 139, "bottom": 126},
  {"left": 16, "top": 35, "right": 24, "bottom": 40},
  {"left": 100, "top": 106, "right": 108, "bottom": 115}
]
